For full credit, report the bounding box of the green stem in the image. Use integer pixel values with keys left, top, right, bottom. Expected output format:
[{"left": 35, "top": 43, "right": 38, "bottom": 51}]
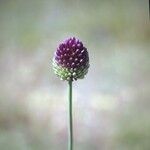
[{"left": 68, "top": 80, "right": 73, "bottom": 150}]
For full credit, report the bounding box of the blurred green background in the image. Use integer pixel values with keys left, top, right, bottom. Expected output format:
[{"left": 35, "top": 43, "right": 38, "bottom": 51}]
[{"left": 0, "top": 0, "right": 149, "bottom": 150}]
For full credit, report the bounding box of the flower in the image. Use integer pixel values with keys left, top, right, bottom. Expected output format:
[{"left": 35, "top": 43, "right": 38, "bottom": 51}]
[{"left": 53, "top": 37, "right": 89, "bottom": 81}]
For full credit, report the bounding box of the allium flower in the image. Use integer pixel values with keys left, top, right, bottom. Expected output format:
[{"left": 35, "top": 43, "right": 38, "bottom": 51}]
[
  {"left": 53, "top": 37, "right": 89, "bottom": 81},
  {"left": 52, "top": 37, "right": 90, "bottom": 150}
]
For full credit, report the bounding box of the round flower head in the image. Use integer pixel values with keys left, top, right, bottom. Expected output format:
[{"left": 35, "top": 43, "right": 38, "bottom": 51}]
[{"left": 53, "top": 37, "right": 89, "bottom": 81}]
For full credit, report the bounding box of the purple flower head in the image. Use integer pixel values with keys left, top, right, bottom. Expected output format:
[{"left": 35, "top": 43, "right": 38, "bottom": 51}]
[{"left": 53, "top": 37, "right": 89, "bottom": 81}]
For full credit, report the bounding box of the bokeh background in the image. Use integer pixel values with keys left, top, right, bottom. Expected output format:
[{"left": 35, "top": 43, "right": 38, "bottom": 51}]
[{"left": 0, "top": 0, "right": 149, "bottom": 150}]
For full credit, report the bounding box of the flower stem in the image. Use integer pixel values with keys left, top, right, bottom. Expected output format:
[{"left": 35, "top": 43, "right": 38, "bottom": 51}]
[{"left": 68, "top": 80, "right": 73, "bottom": 150}]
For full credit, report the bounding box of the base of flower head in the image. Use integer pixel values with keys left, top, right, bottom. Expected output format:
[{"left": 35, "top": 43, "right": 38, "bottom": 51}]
[{"left": 53, "top": 61, "right": 89, "bottom": 81}]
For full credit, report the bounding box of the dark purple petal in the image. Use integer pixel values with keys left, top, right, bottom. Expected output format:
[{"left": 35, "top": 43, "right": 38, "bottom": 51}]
[{"left": 54, "top": 37, "right": 89, "bottom": 70}]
